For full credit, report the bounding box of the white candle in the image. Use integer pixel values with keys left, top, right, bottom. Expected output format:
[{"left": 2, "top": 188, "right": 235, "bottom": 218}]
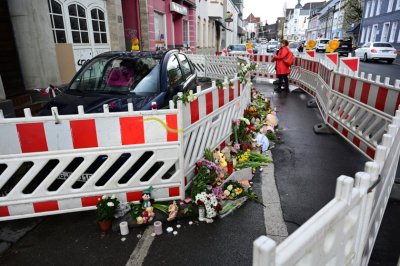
[
  {"left": 119, "top": 221, "right": 129, "bottom": 236},
  {"left": 154, "top": 221, "right": 163, "bottom": 235}
]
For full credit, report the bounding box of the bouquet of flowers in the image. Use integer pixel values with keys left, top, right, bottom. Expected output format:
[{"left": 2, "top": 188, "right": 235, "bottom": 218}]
[
  {"left": 223, "top": 180, "right": 245, "bottom": 200},
  {"left": 238, "top": 62, "right": 257, "bottom": 83},
  {"left": 195, "top": 192, "right": 222, "bottom": 219},
  {"left": 96, "top": 195, "right": 120, "bottom": 221}
]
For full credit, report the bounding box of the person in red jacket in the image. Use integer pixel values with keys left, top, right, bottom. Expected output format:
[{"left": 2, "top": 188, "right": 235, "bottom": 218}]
[{"left": 273, "top": 40, "right": 291, "bottom": 93}]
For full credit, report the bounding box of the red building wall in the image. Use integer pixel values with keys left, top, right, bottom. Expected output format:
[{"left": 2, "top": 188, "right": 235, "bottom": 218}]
[
  {"left": 121, "top": 0, "right": 141, "bottom": 49},
  {"left": 122, "top": 0, "right": 196, "bottom": 51}
]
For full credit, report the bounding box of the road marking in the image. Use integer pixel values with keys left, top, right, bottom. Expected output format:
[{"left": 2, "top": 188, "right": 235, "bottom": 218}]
[{"left": 125, "top": 227, "right": 154, "bottom": 266}]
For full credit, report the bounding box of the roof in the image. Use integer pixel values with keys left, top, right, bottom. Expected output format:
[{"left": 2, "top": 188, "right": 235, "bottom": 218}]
[{"left": 245, "top": 13, "right": 260, "bottom": 23}]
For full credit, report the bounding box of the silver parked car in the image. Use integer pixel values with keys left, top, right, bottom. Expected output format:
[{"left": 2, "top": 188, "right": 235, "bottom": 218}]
[{"left": 354, "top": 42, "right": 398, "bottom": 64}]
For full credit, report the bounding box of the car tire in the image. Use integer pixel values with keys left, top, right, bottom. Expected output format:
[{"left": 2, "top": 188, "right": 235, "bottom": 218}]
[
  {"left": 363, "top": 53, "right": 369, "bottom": 62},
  {"left": 387, "top": 59, "right": 394, "bottom": 64}
]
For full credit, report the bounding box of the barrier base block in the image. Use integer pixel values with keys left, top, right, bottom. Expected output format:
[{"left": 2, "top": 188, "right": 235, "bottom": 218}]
[
  {"left": 313, "top": 123, "right": 336, "bottom": 135},
  {"left": 307, "top": 99, "right": 318, "bottom": 108}
]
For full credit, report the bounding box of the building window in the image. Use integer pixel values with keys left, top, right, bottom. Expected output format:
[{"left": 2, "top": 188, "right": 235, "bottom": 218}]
[
  {"left": 380, "top": 22, "right": 390, "bottom": 42},
  {"left": 203, "top": 19, "right": 206, "bottom": 48},
  {"left": 48, "top": 0, "right": 66, "bottom": 43},
  {"left": 208, "top": 20, "right": 212, "bottom": 47},
  {"left": 197, "top": 17, "right": 200, "bottom": 46},
  {"left": 389, "top": 22, "right": 398, "bottom": 42},
  {"left": 396, "top": 0, "right": 400, "bottom": 10},
  {"left": 183, "top": 20, "right": 189, "bottom": 47},
  {"left": 68, "top": 4, "right": 89, "bottom": 43},
  {"left": 376, "top": 0, "right": 382, "bottom": 15},
  {"left": 154, "top": 12, "right": 166, "bottom": 49},
  {"left": 388, "top": 0, "right": 394, "bottom": 12},
  {"left": 369, "top": 0, "right": 376, "bottom": 17},
  {"left": 360, "top": 27, "right": 366, "bottom": 43},
  {"left": 365, "top": 1, "right": 371, "bottom": 18},
  {"left": 91, "top": 9, "right": 107, "bottom": 44},
  {"left": 366, "top": 26, "right": 371, "bottom": 42}
]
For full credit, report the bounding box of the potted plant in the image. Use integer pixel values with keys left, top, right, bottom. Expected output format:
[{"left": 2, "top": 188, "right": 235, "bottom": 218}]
[{"left": 96, "top": 195, "right": 120, "bottom": 232}]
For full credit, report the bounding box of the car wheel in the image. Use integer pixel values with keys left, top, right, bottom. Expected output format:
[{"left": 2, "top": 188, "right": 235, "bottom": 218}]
[
  {"left": 387, "top": 59, "right": 394, "bottom": 64},
  {"left": 363, "top": 53, "right": 369, "bottom": 62}
]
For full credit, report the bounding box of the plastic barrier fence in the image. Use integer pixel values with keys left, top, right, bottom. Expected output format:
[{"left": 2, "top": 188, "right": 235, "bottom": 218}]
[
  {"left": 253, "top": 109, "right": 400, "bottom": 266},
  {"left": 180, "top": 77, "right": 251, "bottom": 186},
  {"left": 0, "top": 77, "right": 252, "bottom": 220},
  {"left": 0, "top": 105, "right": 186, "bottom": 221}
]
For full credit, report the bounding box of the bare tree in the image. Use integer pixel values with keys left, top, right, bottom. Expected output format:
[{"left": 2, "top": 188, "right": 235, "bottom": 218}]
[{"left": 343, "top": 0, "right": 363, "bottom": 30}]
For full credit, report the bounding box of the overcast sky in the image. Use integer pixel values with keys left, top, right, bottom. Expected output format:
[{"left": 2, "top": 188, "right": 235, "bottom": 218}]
[{"left": 243, "top": 0, "right": 327, "bottom": 24}]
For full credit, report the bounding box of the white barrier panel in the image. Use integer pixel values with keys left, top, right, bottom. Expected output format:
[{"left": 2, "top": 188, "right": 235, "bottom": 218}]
[
  {"left": 253, "top": 109, "right": 400, "bottom": 265},
  {"left": 0, "top": 106, "right": 180, "bottom": 156},
  {"left": 0, "top": 104, "right": 186, "bottom": 220},
  {"left": 181, "top": 77, "right": 251, "bottom": 185},
  {"left": 188, "top": 54, "right": 206, "bottom": 78}
]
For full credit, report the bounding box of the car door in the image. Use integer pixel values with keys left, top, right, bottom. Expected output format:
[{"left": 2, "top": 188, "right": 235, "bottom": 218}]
[
  {"left": 177, "top": 53, "right": 197, "bottom": 92},
  {"left": 166, "top": 54, "right": 185, "bottom": 100}
]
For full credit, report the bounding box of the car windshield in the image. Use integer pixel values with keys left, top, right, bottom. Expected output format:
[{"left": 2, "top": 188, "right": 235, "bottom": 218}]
[
  {"left": 373, "top": 43, "right": 393, "bottom": 47},
  {"left": 319, "top": 40, "right": 329, "bottom": 44},
  {"left": 68, "top": 57, "right": 160, "bottom": 94},
  {"left": 269, "top": 42, "right": 278, "bottom": 46},
  {"left": 289, "top": 42, "right": 299, "bottom": 48},
  {"left": 231, "top": 45, "right": 246, "bottom": 51}
]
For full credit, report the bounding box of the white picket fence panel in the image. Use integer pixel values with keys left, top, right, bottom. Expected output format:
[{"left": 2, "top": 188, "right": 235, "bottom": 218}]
[{"left": 253, "top": 109, "right": 400, "bottom": 266}]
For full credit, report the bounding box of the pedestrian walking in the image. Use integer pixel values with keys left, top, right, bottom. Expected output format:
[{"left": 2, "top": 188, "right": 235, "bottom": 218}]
[
  {"left": 272, "top": 40, "right": 292, "bottom": 93},
  {"left": 297, "top": 42, "right": 304, "bottom": 53}
]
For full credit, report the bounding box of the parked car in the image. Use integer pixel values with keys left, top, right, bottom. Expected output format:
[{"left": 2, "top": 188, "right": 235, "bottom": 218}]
[
  {"left": 267, "top": 41, "right": 279, "bottom": 53},
  {"left": 354, "top": 42, "right": 398, "bottom": 64},
  {"left": 226, "top": 44, "right": 248, "bottom": 55},
  {"left": 335, "top": 39, "right": 353, "bottom": 57},
  {"left": 39, "top": 50, "right": 197, "bottom": 115},
  {"left": 288, "top": 41, "right": 300, "bottom": 56},
  {"left": 315, "top": 38, "right": 330, "bottom": 52}
]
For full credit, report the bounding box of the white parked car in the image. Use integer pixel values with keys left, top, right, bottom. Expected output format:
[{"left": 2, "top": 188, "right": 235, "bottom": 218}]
[
  {"left": 354, "top": 42, "right": 398, "bottom": 64},
  {"left": 267, "top": 41, "right": 279, "bottom": 53},
  {"left": 315, "top": 38, "right": 330, "bottom": 52}
]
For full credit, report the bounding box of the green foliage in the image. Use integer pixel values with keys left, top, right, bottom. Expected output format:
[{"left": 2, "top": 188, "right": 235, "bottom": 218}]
[
  {"left": 204, "top": 148, "right": 214, "bottom": 162},
  {"left": 129, "top": 203, "right": 142, "bottom": 219},
  {"left": 216, "top": 79, "right": 224, "bottom": 89},
  {"left": 96, "top": 195, "right": 120, "bottom": 221}
]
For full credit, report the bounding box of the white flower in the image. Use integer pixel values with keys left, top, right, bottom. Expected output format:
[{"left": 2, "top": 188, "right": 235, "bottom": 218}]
[
  {"left": 166, "top": 227, "right": 173, "bottom": 233},
  {"left": 176, "top": 224, "right": 181, "bottom": 229},
  {"left": 173, "top": 231, "right": 178, "bottom": 236},
  {"left": 227, "top": 185, "right": 233, "bottom": 191},
  {"left": 102, "top": 195, "right": 107, "bottom": 200},
  {"left": 224, "top": 190, "right": 230, "bottom": 196},
  {"left": 107, "top": 202, "right": 114, "bottom": 207},
  {"left": 188, "top": 221, "right": 193, "bottom": 225},
  {"left": 111, "top": 194, "right": 116, "bottom": 199}
]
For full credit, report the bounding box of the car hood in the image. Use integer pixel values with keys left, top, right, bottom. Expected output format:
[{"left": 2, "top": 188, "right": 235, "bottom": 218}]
[{"left": 39, "top": 91, "right": 157, "bottom": 115}]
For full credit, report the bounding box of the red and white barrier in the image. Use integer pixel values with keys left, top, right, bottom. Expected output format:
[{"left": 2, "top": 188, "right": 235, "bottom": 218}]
[
  {"left": 0, "top": 107, "right": 179, "bottom": 156},
  {"left": 338, "top": 56, "right": 359, "bottom": 75}
]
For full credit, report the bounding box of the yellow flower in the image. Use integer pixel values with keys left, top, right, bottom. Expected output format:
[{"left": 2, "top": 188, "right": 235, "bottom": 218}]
[{"left": 235, "top": 188, "right": 243, "bottom": 195}]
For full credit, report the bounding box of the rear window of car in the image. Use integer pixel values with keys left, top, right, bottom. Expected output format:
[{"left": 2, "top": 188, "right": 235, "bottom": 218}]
[
  {"left": 319, "top": 40, "right": 329, "bottom": 44},
  {"left": 289, "top": 42, "right": 299, "bottom": 48},
  {"left": 373, "top": 43, "right": 393, "bottom": 47},
  {"left": 69, "top": 56, "right": 160, "bottom": 94}
]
